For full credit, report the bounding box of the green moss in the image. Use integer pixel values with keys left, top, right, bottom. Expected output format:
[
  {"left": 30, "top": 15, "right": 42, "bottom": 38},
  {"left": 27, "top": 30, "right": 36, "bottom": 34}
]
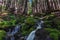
[
  {"left": 50, "top": 33, "right": 58, "bottom": 40},
  {"left": 0, "top": 30, "right": 6, "bottom": 40},
  {"left": 45, "top": 28, "right": 60, "bottom": 40}
]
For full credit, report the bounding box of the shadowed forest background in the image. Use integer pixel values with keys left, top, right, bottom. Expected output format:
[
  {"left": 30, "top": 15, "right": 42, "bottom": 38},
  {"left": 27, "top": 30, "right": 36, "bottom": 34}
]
[{"left": 0, "top": 0, "right": 60, "bottom": 40}]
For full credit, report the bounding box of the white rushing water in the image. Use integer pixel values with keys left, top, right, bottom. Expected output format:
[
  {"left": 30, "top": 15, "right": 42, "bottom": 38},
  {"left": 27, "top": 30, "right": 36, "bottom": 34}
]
[
  {"left": 26, "top": 30, "right": 36, "bottom": 40},
  {"left": 26, "top": 20, "right": 44, "bottom": 40},
  {"left": 6, "top": 25, "right": 21, "bottom": 40}
]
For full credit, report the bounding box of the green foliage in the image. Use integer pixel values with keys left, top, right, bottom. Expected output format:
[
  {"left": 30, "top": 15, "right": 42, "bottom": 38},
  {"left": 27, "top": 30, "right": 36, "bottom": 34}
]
[
  {"left": 0, "top": 11, "right": 60, "bottom": 40},
  {"left": 28, "top": 9, "right": 32, "bottom": 15},
  {"left": 43, "top": 13, "right": 57, "bottom": 28},
  {"left": 0, "top": 21, "right": 9, "bottom": 28},
  {"left": 45, "top": 28, "right": 60, "bottom": 40},
  {"left": 53, "top": 18, "right": 60, "bottom": 28},
  {"left": 44, "top": 21, "right": 52, "bottom": 28},
  {"left": 25, "top": 16, "right": 36, "bottom": 25},
  {"left": 18, "top": 15, "right": 26, "bottom": 23},
  {"left": 0, "top": 20, "right": 16, "bottom": 28},
  {"left": 43, "top": 13, "right": 56, "bottom": 21},
  {"left": 43, "top": 13, "right": 60, "bottom": 40},
  {"left": 21, "top": 23, "right": 35, "bottom": 36},
  {"left": 0, "top": 1, "right": 60, "bottom": 40},
  {"left": 0, "top": 30, "right": 6, "bottom": 40},
  {"left": 0, "top": 14, "right": 20, "bottom": 28},
  {"left": 50, "top": 33, "right": 58, "bottom": 40}
]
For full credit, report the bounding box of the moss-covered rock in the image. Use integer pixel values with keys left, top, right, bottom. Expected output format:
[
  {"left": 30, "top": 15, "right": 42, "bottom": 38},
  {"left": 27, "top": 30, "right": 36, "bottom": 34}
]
[
  {"left": 45, "top": 28, "right": 60, "bottom": 40},
  {"left": 0, "top": 30, "right": 6, "bottom": 40}
]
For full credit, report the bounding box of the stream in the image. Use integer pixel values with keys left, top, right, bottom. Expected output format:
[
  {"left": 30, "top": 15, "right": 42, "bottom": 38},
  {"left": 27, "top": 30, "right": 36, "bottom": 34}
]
[{"left": 5, "top": 20, "right": 44, "bottom": 40}]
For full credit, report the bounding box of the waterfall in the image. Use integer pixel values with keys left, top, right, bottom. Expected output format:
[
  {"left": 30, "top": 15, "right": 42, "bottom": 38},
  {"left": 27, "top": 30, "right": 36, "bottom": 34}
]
[
  {"left": 6, "top": 25, "right": 21, "bottom": 40},
  {"left": 26, "top": 20, "right": 44, "bottom": 40}
]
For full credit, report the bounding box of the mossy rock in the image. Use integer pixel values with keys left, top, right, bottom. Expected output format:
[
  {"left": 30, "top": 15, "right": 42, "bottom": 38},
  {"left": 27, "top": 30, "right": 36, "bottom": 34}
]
[
  {"left": 45, "top": 28, "right": 60, "bottom": 34},
  {"left": 45, "top": 28, "right": 60, "bottom": 40},
  {"left": 0, "top": 30, "right": 6, "bottom": 40},
  {"left": 50, "top": 33, "right": 58, "bottom": 40}
]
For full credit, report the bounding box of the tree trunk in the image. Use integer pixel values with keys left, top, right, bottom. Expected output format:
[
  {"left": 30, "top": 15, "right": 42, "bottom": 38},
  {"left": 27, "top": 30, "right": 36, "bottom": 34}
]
[{"left": 23, "top": 0, "right": 28, "bottom": 15}]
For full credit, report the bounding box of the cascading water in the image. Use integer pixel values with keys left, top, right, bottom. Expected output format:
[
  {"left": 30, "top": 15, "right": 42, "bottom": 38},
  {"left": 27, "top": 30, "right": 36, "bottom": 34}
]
[
  {"left": 6, "top": 25, "right": 21, "bottom": 40},
  {"left": 26, "top": 20, "right": 44, "bottom": 40},
  {"left": 26, "top": 30, "right": 36, "bottom": 40}
]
